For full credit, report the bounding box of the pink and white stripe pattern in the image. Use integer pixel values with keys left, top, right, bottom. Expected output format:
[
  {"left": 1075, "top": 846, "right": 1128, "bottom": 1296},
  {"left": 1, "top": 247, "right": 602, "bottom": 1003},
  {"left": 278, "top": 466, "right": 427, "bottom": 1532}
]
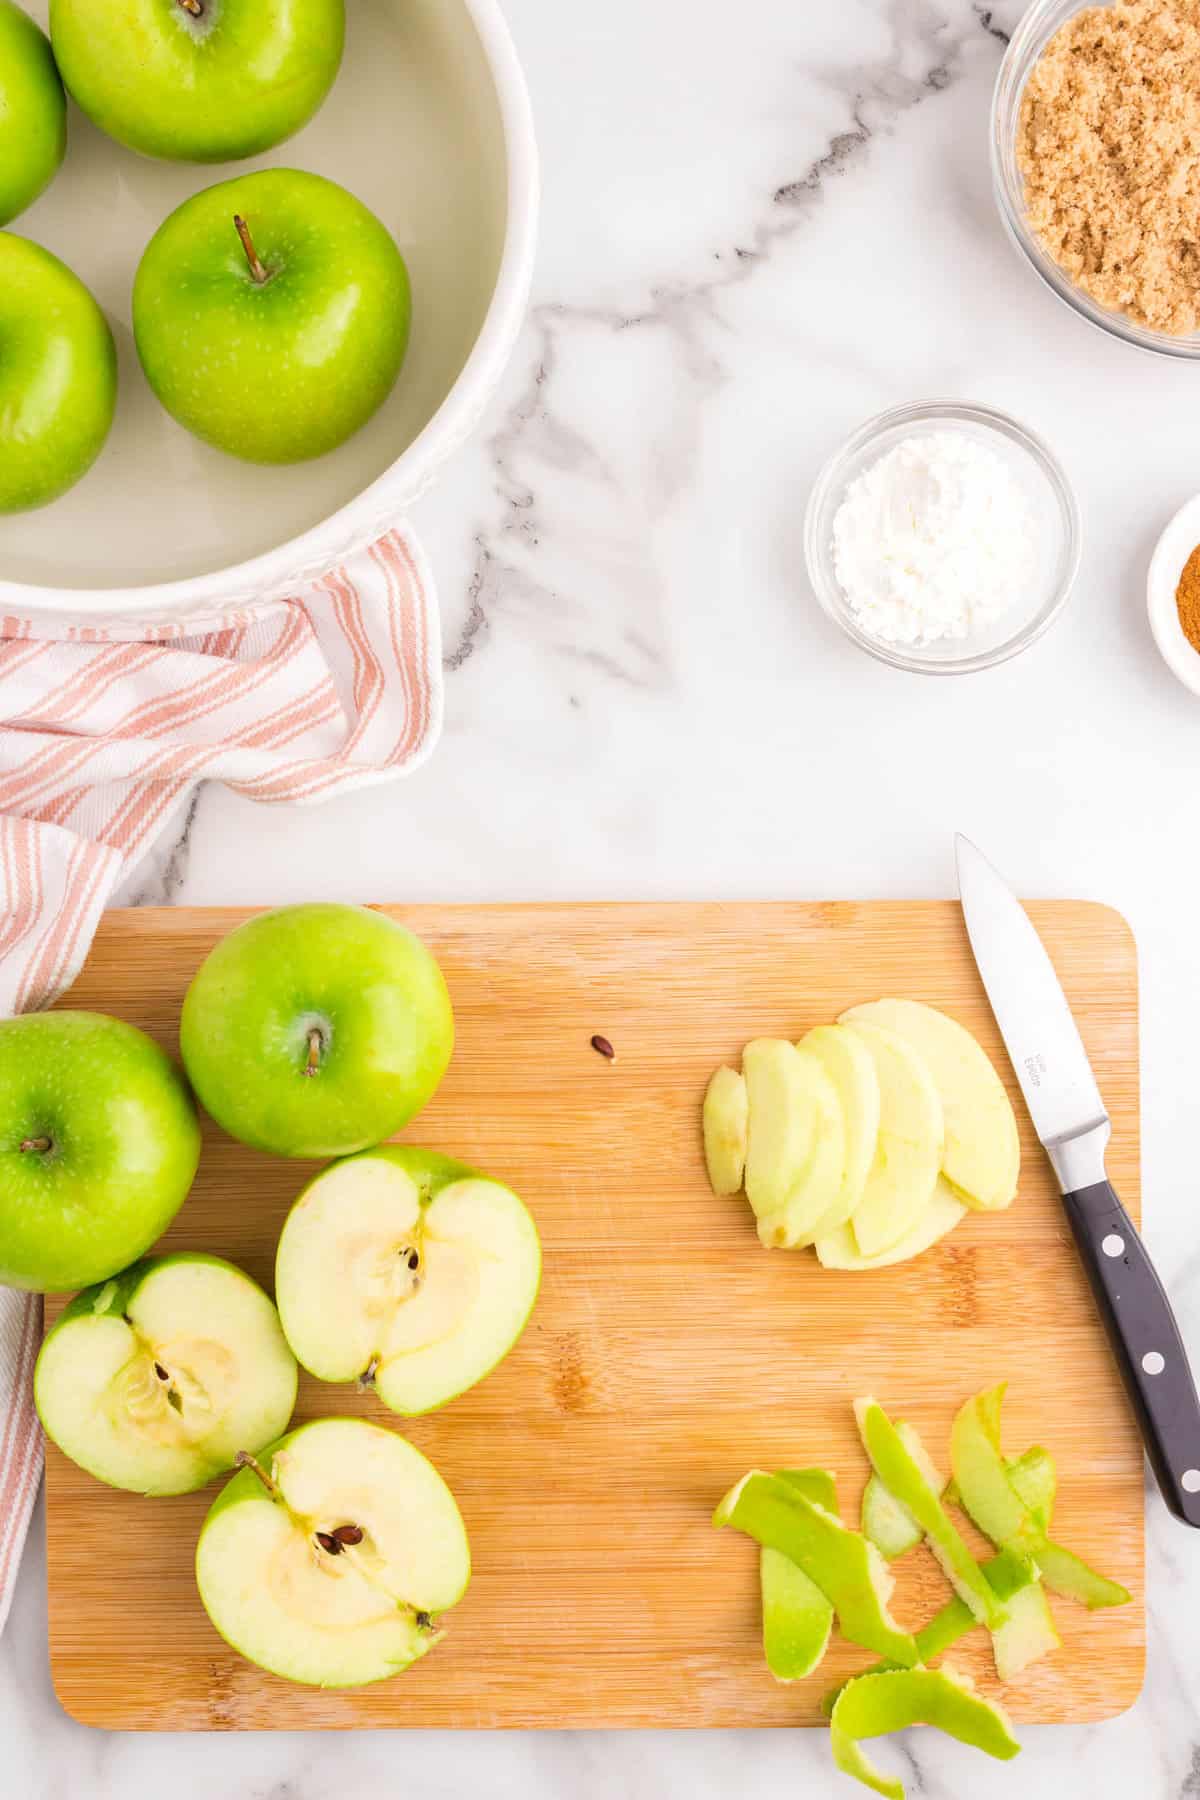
[{"left": 0, "top": 522, "right": 442, "bottom": 1632}]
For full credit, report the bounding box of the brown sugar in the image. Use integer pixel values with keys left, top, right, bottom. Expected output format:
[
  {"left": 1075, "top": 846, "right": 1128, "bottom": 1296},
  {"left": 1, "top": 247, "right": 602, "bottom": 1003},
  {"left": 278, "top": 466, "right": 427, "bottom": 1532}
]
[
  {"left": 1176, "top": 544, "right": 1200, "bottom": 652},
  {"left": 1017, "top": 0, "right": 1200, "bottom": 336}
]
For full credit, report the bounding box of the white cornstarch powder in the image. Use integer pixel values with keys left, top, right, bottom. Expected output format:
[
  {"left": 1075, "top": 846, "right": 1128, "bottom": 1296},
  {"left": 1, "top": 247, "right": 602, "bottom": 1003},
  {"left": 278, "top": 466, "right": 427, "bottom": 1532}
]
[{"left": 830, "top": 430, "right": 1036, "bottom": 647}]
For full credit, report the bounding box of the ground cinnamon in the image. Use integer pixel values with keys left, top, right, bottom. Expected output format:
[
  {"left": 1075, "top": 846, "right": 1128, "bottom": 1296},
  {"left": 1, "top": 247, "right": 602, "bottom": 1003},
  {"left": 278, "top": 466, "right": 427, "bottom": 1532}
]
[{"left": 1176, "top": 545, "right": 1200, "bottom": 653}]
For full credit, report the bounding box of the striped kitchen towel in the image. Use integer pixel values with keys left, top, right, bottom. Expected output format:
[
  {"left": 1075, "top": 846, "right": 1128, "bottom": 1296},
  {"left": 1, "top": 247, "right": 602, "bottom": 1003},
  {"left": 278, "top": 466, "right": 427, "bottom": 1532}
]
[{"left": 0, "top": 522, "right": 442, "bottom": 1632}]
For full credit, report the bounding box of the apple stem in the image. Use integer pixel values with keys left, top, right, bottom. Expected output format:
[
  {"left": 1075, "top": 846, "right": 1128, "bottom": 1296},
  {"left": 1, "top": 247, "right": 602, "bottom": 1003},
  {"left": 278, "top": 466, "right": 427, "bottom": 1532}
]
[
  {"left": 232, "top": 215, "right": 270, "bottom": 285},
  {"left": 177, "top": 0, "right": 204, "bottom": 14},
  {"left": 304, "top": 1028, "right": 324, "bottom": 1077},
  {"left": 234, "top": 1449, "right": 283, "bottom": 1502},
  {"left": 18, "top": 1136, "right": 51, "bottom": 1154},
  {"left": 357, "top": 1356, "right": 379, "bottom": 1391}
]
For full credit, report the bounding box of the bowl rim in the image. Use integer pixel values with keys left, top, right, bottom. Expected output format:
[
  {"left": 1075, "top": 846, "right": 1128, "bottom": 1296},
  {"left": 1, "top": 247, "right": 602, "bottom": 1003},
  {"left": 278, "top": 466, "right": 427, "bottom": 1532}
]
[
  {"left": 803, "top": 397, "right": 1082, "bottom": 676},
  {"left": 1147, "top": 492, "right": 1200, "bottom": 699},
  {"left": 0, "top": 0, "right": 540, "bottom": 619},
  {"left": 990, "top": 0, "right": 1200, "bottom": 363}
]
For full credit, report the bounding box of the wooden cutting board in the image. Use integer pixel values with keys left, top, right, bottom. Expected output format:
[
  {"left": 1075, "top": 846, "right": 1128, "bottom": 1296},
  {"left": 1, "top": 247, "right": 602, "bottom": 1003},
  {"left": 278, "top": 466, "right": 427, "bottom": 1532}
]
[{"left": 44, "top": 901, "right": 1143, "bottom": 1731}]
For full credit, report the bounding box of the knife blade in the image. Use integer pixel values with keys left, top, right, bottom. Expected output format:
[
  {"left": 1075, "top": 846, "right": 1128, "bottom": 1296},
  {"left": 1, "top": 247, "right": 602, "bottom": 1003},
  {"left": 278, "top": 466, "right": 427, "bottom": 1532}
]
[{"left": 956, "top": 833, "right": 1200, "bottom": 1528}]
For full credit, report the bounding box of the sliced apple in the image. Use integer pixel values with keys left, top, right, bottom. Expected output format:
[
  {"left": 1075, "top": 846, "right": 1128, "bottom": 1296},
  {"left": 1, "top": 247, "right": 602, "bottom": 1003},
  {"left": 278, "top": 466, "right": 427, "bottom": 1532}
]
[
  {"left": 842, "top": 1000, "right": 1019, "bottom": 1212},
  {"left": 756, "top": 1047, "right": 846, "bottom": 1249},
  {"left": 34, "top": 1253, "right": 297, "bottom": 1496},
  {"left": 838, "top": 1021, "right": 943, "bottom": 1257},
  {"left": 795, "top": 1023, "right": 881, "bottom": 1244},
  {"left": 830, "top": 1665, "right": 1020, "bottom": 1799},
  {"left": 815, "top": 1177, "right": 964, "bottom": 1271},
  {"left": 702, "top": 1065, "right": 748, "bottom": 1196},
  {"left": 742, "top": 1038, "right": 819, "bottom": 1220},
  {"left": 195, "top": 1417, "right": 470, "bottom": 1687},
  {"left": 275, "top": 1146, "right": 541, "bottom": 1416}
]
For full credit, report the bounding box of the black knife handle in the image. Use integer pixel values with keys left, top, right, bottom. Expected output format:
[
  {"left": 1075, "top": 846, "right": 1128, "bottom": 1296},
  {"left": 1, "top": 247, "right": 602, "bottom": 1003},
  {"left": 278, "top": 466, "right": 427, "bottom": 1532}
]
[{"left": 1064, "top": 1180, "right": 1200, "bottom": 1527}]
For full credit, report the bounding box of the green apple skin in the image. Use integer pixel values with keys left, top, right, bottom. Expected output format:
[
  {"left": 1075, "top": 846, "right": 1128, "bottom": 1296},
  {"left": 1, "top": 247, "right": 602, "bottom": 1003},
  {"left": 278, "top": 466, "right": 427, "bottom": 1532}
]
[
  {"left": 0, "top": 0, "right": 66, "bottom": 225},
  {"left": 179, "top": 903, "right": 453, "bottom": 1158},
  {"left": 0, "top": 1011, "right": 201, "bottom": 1292},
  {"left": 48, "top": 0, "right": 344, "bottom": 163},
  {"left": 132, "top": 169, "right": 411, "bottom": 464},
  {"left": 0, "top": 234, "right": 117, "bottom": 513}
]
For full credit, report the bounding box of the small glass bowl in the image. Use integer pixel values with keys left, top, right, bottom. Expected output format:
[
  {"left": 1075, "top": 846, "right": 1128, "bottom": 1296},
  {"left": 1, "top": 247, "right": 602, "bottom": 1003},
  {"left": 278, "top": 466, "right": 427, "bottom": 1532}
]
[
  {"left": 992, "top": 0, "right": 1200, "bottom": 362},
  {"left": 803, "top": 400, "right": 1081, "bottom": 676}
]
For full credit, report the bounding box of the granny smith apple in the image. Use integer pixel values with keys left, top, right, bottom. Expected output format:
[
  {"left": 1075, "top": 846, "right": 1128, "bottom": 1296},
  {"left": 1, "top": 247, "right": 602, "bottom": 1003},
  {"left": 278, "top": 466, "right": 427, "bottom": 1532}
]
[
  {"left": 179, "top": 903, "right": 453, "bottom": 1158},
  {"left": 0, "top": 0, "right": 66, "bottom": 224},
  {"left": 49, "top": 0, "right": 344, "bottom": 163},
  {"left": 132, "top": 169, "right": 411, "bottom": 464},
  {"left": 35, "top": 1253, "right": 297, "bottom": 1494},
  {"left": 275, "top": 1146, "right": 541, "bottom": 1415},
  {"left": 0, "top": 1011, "right": 200, "bottom": 1292},
  {"left": 0, "top": 234, "right": 117, "bottom": 512},
  {"left": 195, "top": 1416, "right": 470, "bottom": 1687}
]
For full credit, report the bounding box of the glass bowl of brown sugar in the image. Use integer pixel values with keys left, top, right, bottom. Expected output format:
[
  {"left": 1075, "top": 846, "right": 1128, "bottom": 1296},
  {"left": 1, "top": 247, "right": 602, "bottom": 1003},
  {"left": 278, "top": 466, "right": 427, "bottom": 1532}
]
[{"left": 992, "top": 0, "right": 1200, "bottom": 361}]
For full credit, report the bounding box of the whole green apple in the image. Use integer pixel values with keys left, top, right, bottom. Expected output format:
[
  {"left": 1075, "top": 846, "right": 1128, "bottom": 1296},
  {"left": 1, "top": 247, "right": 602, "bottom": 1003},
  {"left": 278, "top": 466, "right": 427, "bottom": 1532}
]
[
  {"left": 179, "top": 903, "right": 454, "bottom": 1158},
  {"left": 0, "top": 234, "right": 117, "bottom": 512},
  {"left": 0, "top": 1011, "right": 201, "bottom": 1293},
  {"left": 132, "top": 169, "right": 411, "bottom": 464},
  {"left": 0, "top": 0, "right": 66, "bottom": 225},
  {"left": 48, "top": 0, "right": 344, "bottom": 163}
]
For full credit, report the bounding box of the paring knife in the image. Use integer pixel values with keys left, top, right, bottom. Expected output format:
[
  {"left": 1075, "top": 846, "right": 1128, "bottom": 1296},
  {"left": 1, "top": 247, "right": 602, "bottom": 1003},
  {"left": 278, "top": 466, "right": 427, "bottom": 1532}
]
[{"left": 956, "top": 834, "right": 1200, "bottom": 1528}]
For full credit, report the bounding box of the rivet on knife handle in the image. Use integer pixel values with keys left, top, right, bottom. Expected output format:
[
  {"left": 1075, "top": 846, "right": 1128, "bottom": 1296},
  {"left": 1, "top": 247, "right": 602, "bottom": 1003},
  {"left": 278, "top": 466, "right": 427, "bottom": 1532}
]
[{"left": 1063, "top": 1179, "right": 1200, "bottom": 1528}]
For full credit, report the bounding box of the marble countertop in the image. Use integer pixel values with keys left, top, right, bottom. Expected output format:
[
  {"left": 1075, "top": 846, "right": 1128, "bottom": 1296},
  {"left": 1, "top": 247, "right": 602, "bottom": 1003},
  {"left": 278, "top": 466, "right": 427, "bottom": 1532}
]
[{"left": 6, "top": 0, "right": 1200, "bottom": 1792}]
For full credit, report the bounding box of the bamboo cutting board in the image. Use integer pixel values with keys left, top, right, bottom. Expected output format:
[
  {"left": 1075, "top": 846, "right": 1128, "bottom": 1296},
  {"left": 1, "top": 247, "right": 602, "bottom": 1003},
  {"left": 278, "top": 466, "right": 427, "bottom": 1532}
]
[{"left": 44, "top": 901, "right": 1143, "bottom": 1731}]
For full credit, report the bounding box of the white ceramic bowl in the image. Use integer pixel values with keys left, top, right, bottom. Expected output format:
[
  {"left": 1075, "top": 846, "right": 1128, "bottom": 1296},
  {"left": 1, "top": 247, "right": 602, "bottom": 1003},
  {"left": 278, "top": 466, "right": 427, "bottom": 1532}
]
[
  {"left": 1, "top": 0, "right": 538, "bottom": 619},
  {"left": 1147, "top": 495, "right": 1200, "bottom": 698}
]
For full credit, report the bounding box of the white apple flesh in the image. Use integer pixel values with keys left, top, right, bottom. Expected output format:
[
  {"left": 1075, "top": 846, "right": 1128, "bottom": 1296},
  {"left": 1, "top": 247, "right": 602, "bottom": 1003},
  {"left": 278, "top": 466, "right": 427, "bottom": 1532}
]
[
  {"left": 839, "top": 1021, "right": 944, "bottom": 1257},
  {"left": 196, "top": 1417, "right": 470, "bottom": 1688},
  {"left": 34, "top": 1254, "right": 297, "bottom": 1495},
  {"left": 275, "top": 1147, "right": 541, "bottom": 1415}
]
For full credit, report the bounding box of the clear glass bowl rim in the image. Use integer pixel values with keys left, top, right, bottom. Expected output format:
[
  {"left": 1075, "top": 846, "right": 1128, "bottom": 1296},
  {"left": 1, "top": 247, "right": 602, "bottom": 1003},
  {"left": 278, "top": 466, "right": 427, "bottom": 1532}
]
[
  {"left": 991, "top": 0, "right": 1200, "bottom": 362},
  {"left": 802, "top": 398, "right": 1082, "bottom": 676}
]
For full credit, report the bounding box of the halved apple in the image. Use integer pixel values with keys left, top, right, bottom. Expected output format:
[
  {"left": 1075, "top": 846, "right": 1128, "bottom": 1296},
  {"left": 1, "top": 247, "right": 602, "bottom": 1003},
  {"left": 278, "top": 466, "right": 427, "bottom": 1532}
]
[
  {"left": 841, "top": 1000, "right": 1019, "bottom": 1212},
  {"left": 838, "top": 1021, "right": 943, "bottom": 1256},
  {"left": 195, "top": 1417, "right": 470, "bottom": 1688},
  {"left": 756, "top": 1047, "right": 846, "bottom": 1249},
  {"left": 795, "top": 1024, "right": 881, "bottom": 1245},
  {"left": 702, "top": 1066, "right": 748, "bottom": 1196},
  {"left": 34, "top": 1253, "right": 297, "bottom": 1496},
  {"left": 274, "top": 1146, "right": 541, "bottom": 1416},
  {"left": 815, "top": 1177, "right": 965, "bottom": 1271}
]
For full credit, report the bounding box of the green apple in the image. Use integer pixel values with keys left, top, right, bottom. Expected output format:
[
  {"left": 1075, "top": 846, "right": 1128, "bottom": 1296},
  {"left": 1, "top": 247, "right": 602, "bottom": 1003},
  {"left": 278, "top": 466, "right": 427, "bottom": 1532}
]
[
  {"left": 132, "top": 169, "right": 411, "bottom": 464},
  {"left": 49, "top": 0, "right": 344, "bottom": 163},
  {"left": 0, "top": 234, "right": 117, "bottom": 513},
  {"left": 195, "top": 1416, "right": 470, "bottom": 1687},
  {"left": 275, "top": 1146, "right": 541, "bottom": 1415},
  {"left": 761, "top": 1469, "right": 838, "bottom": 1681},
  {"left": 180, "top": 904, "right": 453, "bottom": 1158},
  {"left": 0, "top": 1011, "right": 200, "bottom": 1292},
  {"left": 35, "top": 1253, "right": 296, "bottom": 1494},
  {"left": 830, "top": 1666, "right": 1019, "bottom": 1799},
  {"left": 841, "top": 1000, "right": 1019, "bottom": 1212},
  {"left": 0, "top": 0, "right": 66, "bottom": 225}
]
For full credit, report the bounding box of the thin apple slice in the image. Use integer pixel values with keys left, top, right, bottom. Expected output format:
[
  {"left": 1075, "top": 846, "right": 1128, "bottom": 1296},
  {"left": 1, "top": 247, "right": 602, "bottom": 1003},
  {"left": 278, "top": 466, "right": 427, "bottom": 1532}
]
[
  {"left": 275, "top": 1146, "right": 541, "bottom": 1416},
  {"left": 842, "top": 1000, "right": 1019, "bottom": 1212},
  {"left": 830, "top": 1665, "right": 1020, "bottom": 1799},
  {"left": 34, "top": 1254, "right": 297, "bottom": 1496},
  {"left": 702, "top": 1066, "right": 748, "bottom": 1195},
  {"left": 794, "top": 1023, "right": 881, "bottom": 1244},
  {"left": 195, "top": 1417, "right": 470, "bottom": 1688},
  {"left": 861, "top": 1421, "right": 946, "bottom": 1560},
  {"left": 756, "top": 1047, "right": 845, "bottom": 1249},
  {"left": 742, "top": 1038, "right": 820, "bottom": 1220},
  {"left": 838, "top": 1021, "right": 943, "bottom": 1256},
  {"left": 815, "top": 1177, "right": 965, "bottom": 1271}
]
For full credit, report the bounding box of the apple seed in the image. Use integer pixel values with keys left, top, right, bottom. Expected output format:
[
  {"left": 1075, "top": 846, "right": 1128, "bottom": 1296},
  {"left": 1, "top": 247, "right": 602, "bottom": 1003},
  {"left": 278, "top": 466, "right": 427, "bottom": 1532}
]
[
  {"left": 314, "top": 1530, "right": 342, "bottom": 1556},
  {"left": 154, "top": 1363, "right": 169, "bottom": 1381},
  {"left": 331, "top": 1523, "right": 363, "bottom": 1546},
  {"left": 590, "top": 1035, "right": 616, "bottom": 1061}
]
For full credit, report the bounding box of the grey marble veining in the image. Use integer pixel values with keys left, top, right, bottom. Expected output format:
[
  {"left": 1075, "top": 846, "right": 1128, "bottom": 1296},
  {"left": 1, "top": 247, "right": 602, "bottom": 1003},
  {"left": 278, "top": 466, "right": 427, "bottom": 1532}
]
[{"left": 9, "top": 0, "right": 1200, "bottom": 1793}]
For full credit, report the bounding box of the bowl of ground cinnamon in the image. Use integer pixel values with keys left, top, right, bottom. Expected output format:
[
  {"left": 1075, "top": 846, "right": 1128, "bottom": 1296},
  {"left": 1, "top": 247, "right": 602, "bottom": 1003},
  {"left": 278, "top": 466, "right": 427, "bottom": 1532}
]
[
  {"left": 1148, "top": 496, "right": 1200, "bottom": 696},
  {"left": 993, "top": 0, "right": 1200, "bottom": 359}
]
